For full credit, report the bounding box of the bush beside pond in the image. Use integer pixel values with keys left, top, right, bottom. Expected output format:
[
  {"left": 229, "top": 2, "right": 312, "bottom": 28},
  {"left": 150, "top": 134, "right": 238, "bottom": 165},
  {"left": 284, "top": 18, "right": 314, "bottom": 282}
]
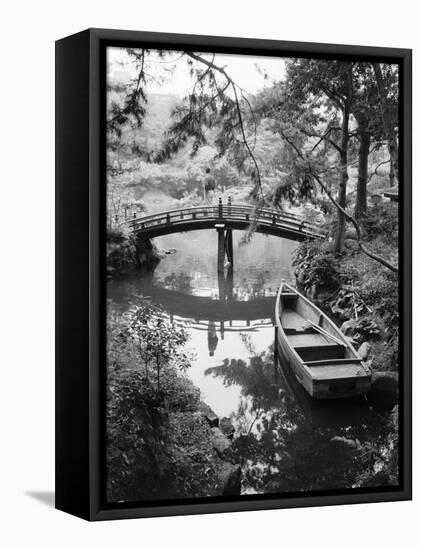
[
  {"left": 106, "top": 227, "right": 160, "bottom": 278},
  {"left": 106, "top": 304, "right": 239, "bottom": 503}
]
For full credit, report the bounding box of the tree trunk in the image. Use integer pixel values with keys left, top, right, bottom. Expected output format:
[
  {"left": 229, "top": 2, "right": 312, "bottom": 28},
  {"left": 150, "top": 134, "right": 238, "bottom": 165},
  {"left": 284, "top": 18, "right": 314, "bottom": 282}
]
[
  {"left": 334, "top": 103, "right": 350, "bottom": 253},
  {"left": 355, "top": 127, "right": 370, "bottom": 219},
  {"left": 372, "top": 62, "right": 399, "bottom": 186},
  {"left": 389, "top": 159, "right": 395, "bottom": 188}
]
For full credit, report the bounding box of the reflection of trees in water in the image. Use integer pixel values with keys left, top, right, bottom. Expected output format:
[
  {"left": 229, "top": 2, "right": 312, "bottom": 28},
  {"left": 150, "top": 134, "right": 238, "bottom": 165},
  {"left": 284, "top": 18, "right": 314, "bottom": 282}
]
[
  {"left": 161, "top": 271, "right": 193, "bottom": 294},
  {"left": 233, "top": 273, "right": 271, "bottom": 301},
  {"left": 205, "top": 341, "right": 398, "bottom": 494},
  {"left": 204, "top": 345, "right": 281, "bottom": 414}
]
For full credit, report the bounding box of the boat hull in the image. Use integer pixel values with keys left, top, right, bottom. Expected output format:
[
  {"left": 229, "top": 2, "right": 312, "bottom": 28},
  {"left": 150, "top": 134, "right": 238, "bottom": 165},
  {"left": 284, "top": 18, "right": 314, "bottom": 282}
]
[{"left": 275, "top": 283, "right": 372, "bottom": 399}]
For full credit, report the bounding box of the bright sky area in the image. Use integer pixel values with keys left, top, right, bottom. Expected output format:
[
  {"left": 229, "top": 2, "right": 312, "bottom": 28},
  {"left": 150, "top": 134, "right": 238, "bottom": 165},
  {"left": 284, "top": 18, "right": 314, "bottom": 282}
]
[{"left": 107, "top": 47, "right": 287, "bottom": 97}]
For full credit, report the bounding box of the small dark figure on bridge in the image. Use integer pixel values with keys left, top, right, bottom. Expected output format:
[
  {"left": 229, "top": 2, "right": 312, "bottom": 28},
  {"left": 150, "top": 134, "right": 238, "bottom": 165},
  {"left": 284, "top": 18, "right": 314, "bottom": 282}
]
[{"left": 203, "top": 167, "right": 217, "bottom": 204}]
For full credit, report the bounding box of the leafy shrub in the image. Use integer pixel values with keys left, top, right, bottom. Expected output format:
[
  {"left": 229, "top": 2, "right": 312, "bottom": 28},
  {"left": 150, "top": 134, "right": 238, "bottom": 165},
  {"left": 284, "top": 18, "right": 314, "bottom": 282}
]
[
  {"left": 361, "top": 203, "right": 398, "bottom": 240},
  {"left": 352, "top": 317, "right": 381, "bottom": 344},
  {"left": 107, "top": 227, "right": 128, "bottom": 245},
  {"left": 293, "top": 241, "right": 340, "bottom": 293},
  {"left": 106, "top": 303, "right": 220, "bottom": 503}
]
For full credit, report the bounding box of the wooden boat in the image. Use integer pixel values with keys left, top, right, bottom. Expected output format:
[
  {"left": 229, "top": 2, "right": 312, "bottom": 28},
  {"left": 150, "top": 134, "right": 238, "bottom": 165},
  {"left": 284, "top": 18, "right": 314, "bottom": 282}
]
[{"left": 275, "top": 282, "right": 371, "bottom": 399}]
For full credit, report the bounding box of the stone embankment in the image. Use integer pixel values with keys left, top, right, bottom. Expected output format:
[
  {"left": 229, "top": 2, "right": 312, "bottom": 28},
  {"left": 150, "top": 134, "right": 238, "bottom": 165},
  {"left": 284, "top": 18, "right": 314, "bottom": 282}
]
[{"left": 199, "top": 402, "right": 241, "bottom": 496}]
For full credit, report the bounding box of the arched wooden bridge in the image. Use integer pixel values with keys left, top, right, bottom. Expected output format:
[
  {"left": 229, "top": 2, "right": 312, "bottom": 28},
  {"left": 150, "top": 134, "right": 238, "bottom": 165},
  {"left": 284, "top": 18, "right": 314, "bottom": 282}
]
[{"left": 123, "top": 202, "right": 325, "bottom": 242}]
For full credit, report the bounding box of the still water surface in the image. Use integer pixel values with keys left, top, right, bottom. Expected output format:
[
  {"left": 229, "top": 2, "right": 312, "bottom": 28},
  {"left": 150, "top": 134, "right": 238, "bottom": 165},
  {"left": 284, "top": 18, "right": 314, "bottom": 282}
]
[{"left": 108, "top": 229, "right": 395, "bottom": 494}]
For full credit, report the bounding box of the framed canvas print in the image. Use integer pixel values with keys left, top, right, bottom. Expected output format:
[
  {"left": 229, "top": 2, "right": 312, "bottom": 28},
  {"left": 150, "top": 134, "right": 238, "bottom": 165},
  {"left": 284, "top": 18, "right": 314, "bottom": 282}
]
[{"left": 55, "top": 28, "right": 412, "bottom": 521}]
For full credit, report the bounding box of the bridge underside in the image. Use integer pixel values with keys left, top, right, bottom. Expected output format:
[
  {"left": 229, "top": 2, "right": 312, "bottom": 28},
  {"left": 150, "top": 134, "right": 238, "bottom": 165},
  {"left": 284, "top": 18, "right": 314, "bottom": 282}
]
[{"left": 132, "top": 219, "right": 317, "bottom": 241}]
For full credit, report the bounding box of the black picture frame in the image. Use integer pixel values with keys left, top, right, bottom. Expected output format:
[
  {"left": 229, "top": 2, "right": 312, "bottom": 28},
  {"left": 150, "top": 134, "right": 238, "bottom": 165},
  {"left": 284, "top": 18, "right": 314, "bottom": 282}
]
[{"left": 55, "top": 28, "right": 412, "bottom": 521}]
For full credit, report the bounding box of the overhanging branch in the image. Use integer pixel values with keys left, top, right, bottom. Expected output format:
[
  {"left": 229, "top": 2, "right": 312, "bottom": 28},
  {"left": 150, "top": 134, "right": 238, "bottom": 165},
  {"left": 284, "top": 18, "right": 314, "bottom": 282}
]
[{"left": 184, "top": 51, "right": 264, "bottom": 199}]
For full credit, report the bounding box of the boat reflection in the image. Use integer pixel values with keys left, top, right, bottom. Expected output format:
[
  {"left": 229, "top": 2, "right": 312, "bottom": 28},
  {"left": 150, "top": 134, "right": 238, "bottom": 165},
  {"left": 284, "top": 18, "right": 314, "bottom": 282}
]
[{"left": 276, "top": 341, "right": 372, "bottom": 430}]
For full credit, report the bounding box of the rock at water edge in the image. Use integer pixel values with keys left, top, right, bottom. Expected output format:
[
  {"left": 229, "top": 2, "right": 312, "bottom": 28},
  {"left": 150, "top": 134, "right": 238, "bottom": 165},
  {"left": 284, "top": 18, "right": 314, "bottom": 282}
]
[
  {"left": 211, "top": 427, "right": 233, "bottom": 460},
  {"left": 199, "top": 402, "right": 219, "bottom": 427},
  {"left": 219, "top": 417, "right": 235, "bottom": 439},
  {"left": 218, "top": 462, "right": 241, "bottom": 496},
  {"left": 368, "top": 371, "right": 399, "bottom": 411}
]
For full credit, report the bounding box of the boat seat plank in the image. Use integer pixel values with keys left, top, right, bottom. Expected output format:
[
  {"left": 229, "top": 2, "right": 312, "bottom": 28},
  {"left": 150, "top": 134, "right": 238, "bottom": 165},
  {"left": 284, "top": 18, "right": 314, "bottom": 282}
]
[
  {"left": 309, "top": 363, "right": 369, "bottom": 380},
  {"left": 287, "top": 333, "right": 337, "bottom": 348},
  {"left": 284, "top": 327, "right": 313, "bottom": 335},
  {"left": 306, "top": 358, "right": 362, "bottom": 366},
  {"left": 293, "top": 341, "right": 346, "bottom": 362}
]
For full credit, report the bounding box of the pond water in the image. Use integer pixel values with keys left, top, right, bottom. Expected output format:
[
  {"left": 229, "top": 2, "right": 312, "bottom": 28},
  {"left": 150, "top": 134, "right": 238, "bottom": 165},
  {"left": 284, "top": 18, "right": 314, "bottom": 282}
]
[{"left": 108, "top": 228, "right": 397, "bottom": 495}]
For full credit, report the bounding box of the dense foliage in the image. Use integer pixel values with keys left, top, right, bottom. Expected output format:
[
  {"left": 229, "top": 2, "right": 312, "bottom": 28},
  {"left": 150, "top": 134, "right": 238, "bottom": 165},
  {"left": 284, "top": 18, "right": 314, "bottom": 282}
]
[{"left": 106, "top": 304, "right": 222, "bottom": 502}]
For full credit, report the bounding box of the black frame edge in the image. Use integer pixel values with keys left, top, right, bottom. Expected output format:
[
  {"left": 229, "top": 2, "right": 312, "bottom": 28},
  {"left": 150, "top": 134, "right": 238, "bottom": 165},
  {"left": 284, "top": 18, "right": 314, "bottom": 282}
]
[
  {"left": 55, "top": 29, "right": 92, "bottom": 521},
  {"left": 90, "top": 27, "right": 411, "bottom": 59},
  {"left": 400, "top": 48, "right": 412, "bottom": 501}
]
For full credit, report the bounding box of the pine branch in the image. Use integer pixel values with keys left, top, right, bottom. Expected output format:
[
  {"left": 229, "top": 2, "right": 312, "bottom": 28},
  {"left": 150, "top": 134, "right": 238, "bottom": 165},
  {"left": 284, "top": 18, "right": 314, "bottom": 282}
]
[{"left": 183, "top": 51, "right": 264, "bottom": 199}]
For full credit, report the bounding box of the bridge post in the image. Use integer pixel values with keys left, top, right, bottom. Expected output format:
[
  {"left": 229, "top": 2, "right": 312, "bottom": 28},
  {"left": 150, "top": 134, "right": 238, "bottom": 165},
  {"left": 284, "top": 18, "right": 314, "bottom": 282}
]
[
  {"left": 225, "top": 228, "right": 233, "bottom": 265},
  {"left": 217, "top": 225, "right": 225, "bottom": 274},
  {"left": 217, "top": 270, "right": 226, "bottom": 300},
  {"left": 218, "top": 197, "right": 223, "bottom": 219},
  {"left": 226, "top": 264, "right": 234, "bottom": 300}
]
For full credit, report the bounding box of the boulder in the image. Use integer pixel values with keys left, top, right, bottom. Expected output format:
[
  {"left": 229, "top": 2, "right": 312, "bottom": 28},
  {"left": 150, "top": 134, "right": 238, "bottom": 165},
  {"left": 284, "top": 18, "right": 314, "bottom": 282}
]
[
  {"left": 358, "top": 341, "right": 371, "bottom": 360},
  {"left": 199, "top": 402, "right": 219, "bottom": 427},
  {"left": 340, "top": 319, "right": 356, "bottom": 335},
  {"left": 134, "top": 236, "right": 161, "bottom": 268},
  {"left": 211, "top": 427, "right": 233, "bottom": 460},
  {"left": 218, "top": 462, "right": 241, "bottom": 496},
  {"left": 345, "top": 228, "right": 358, "bottom": 240},
  {"left": 368, "top": 371, "right": 399, "bottom": 411},
  {"left": 219, "top": 417, "right": 235, "bottom": 439},
  {"left": 344, "top": 238, "right": 359, "bottom": 251}
]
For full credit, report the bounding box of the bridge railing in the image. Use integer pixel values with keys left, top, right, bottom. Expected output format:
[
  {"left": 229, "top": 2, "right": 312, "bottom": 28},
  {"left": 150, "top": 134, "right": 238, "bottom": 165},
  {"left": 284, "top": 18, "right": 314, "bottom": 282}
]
[{"left": 122, "top": 203, "right": 325, "bottom": 237}]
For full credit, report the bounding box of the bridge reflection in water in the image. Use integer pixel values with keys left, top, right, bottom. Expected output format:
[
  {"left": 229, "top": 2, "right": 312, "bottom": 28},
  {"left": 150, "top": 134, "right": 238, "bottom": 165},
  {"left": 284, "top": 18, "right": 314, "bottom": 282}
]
[{"left": 138, "top": 283, "right": 275, "bottom": 357}]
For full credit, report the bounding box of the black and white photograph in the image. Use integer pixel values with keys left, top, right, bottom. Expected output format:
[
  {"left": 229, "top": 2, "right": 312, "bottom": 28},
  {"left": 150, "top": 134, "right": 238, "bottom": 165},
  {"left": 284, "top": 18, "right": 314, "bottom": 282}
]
[{"left": 105, "top": 46, "right": 401, "bottom": 505}]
